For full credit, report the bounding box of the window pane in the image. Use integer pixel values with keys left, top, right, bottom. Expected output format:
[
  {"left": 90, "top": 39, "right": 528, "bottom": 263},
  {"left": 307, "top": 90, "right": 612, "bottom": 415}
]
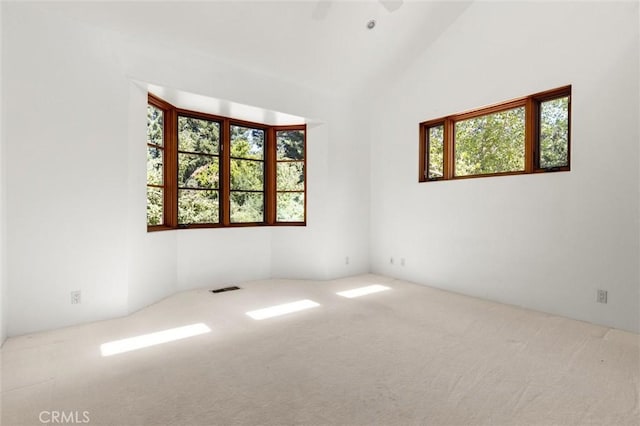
[
  {"left": 427, "top": 125, "right": 444, "bottom": 179},
  {"left": 539, "top": 96, "right": 569, "bottom": 169},
  {"left": 277, "top": 162, "right": 304, "bottom": 191},
  {"left": 147, "top": 187, "right": 163, "bottom": 226},
  {"left": 178, "top": 153, "right": 219, "bottom": 189},
  {"left": 454, "top": 107, "right": 525, "bottom": 176},
  {"left": 231, "top": 159, "right": 264, "bottom": 191},
  {"left": 231, "top": 125, "right": 265, "bottom": 160},
  {"left": 147, "top": 147, "right": 163, "bottom": 185},
  {"left": 276, "top": 130, "right": 305, "bottom": 160},
  {"left": 230, "top": 192, "right": 264, "bottom": 223},
  {"left": 277, "top": 192, "right": 304, "bottom": 222},
  {"left": 147, "top": 105, "right": 163, "bottom": 146},
  {"left": 178, "top": 190, "right": 219, "bottom": 224},
  {"left": 178, "top": 116, "right": 220, "bottom": 154}
]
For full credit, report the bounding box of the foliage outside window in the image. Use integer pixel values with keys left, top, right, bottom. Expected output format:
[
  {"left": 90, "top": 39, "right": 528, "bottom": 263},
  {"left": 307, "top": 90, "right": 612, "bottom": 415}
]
[
  {"left": 426, "top": 124, "right": 444, "bottom": 179},
  {"left": 455, "top": 107, "right": 525, "bottom": 176},
  {"left": 276, "top": 129, "right": 306, "bottom": 222},
  {"left": 147, "top": 94, "right": 306, "bottom": 230},
  {"left": 539, "top": 96, "right": 570, "bottom": 169},
  {"left": 178, "top": 116, "right": 221, "bottom": 225},
  {"left": 146, "top": 104, "right": 165, "bottom": 226},
  {"left": 230, "top": 125, "right": 265, "bottom": 223},
  {"left": 419, "top": 86, "right": 571, "bottom": 182}
]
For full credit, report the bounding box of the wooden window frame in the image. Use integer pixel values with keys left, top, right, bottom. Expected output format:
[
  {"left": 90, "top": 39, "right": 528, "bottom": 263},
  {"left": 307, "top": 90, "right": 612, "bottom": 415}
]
[
  {"left": 228, "top": 122, "right": 268, "bottom": 227},
  {"left": 419, "top": 85, "right": 571, "bottom": 182},
  {"left": 274, "top": 126, "right": 307, "bottom": 225},
  {"left": 147, "top": 95, "right": 176, "bottom": 231},
  {"left": 421, "top": 121, "right": 445, "bottom": 181},
  {"left": 147, "top": 94, "right": 306, "bottom": 231},
  {"left": 175, "top": 111, "right": 223, "bottom": 228}
]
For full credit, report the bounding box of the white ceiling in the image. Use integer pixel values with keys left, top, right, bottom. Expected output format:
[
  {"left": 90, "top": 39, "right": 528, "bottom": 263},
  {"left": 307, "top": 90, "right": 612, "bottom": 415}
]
[
  {"left": 33, "top": 1, "right": 472, "bottom": 97},
  {"left": 147, "top": 83, "right": 307, "bottom": 125}
]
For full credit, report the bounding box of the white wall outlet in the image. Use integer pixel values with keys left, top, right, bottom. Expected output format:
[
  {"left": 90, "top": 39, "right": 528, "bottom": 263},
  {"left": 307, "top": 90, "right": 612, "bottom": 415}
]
[
  {"left": 597, "top": 289, "right": 607, "bottom": 304},
  {"left": 71, "top": 290, "right": 81, "bottom": 304},
  {"left": 345, "top": 256, "right": 350, "bottom": 265},
  {"left": 400, "top": 258, "right": 406, "bottom": 266},
  {"left": 390, "top": 257, "right": 394, "bottom": 265}
]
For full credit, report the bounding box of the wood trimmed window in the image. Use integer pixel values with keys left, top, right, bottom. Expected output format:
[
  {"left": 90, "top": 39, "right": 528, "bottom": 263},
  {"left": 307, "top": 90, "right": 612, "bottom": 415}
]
[
  {"left": 147, "top": 94, "right": 306, "bottom": 231},
  {"left": 275, "top": 128, "right": 306, "bottom": 224},
  {"left": 419, "top": 85, "right": 571, "bottom": 182},
  {"left": 229, "top": 124, "right": 266, "bottom": 224},
  {"left": 177, "top": 113, "right": 222, "bottom": 226},
  {"left": 147, "top": 96, "right": 175, "bottom": 229}
]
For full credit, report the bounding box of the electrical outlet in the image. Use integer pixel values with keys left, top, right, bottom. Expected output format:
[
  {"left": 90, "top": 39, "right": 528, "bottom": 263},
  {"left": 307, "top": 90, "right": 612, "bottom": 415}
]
[
  {"left": 597, "top": 289, "right": 607, "bottom": 304},
  {"left": 71, "top": 291, "right": 81, "bottom": 305},
  {"left": 400, "top": 258, "right": 406, "bottom": 266},
  {"left": 345, "top": 256, "right": 350, "bottom": 265},
  {"left": 390, "top": 257, "right": 394, "bottom": 265}
]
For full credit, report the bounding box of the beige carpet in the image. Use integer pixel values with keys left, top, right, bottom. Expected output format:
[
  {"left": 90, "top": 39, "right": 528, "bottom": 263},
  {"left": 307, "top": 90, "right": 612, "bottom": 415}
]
[{"left": 2, "top": 274, "right": 639, "bottom": 425}]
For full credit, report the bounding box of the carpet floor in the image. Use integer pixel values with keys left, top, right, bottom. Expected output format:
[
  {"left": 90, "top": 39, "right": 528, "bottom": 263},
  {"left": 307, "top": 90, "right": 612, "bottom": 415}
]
[{"left": 2, "top": 274, "right": 638, "bottom": 425}]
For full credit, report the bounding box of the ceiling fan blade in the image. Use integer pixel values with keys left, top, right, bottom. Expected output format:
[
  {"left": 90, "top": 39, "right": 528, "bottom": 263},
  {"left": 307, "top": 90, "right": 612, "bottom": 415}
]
[
  {"left": 380, "top": 0, "right": 403, "bottom": 13},
  {"left": 312, "top": 0, "right": 332, "bottom": 20}
]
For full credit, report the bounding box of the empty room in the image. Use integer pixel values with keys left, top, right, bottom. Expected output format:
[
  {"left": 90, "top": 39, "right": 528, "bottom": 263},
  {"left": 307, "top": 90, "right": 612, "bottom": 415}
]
[{"left": 1, "top": 1, "right": 639, "bottom": 425}]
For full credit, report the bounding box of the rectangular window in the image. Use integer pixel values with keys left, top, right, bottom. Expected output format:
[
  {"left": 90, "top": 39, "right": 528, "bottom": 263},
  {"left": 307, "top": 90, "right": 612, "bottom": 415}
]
[
  {"left": 538, "top": 96, "right": 570, "bottom": 169},
  {"left": 177, "top": 115, "right": 221, "bottom": 225},
  {"left": 146, "top": 103, "right": 165, "bottom": 226},
  {"left": 426, "top": 124, "right": 444, "bottom": 180},
  {"left": 230, "top": 125, "right": 265, "bottom": 223},
  {"left": 454, "top": 106, "right": 525, "bottom": 177},
  {"left": 276, "top": 129, "right": 306, "bottom": 222},
  {"left": 146, "top": 94, "right": 306, "bottom": 230},
  {"left": 419, "top": 85, "right": 571, "bottom": 182}
]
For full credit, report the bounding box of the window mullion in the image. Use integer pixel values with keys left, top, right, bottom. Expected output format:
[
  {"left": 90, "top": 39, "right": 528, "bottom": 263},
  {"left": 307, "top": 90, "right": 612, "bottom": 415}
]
[
  {"left": 525, "top": 97, "right": 536, "bottom": 173},
  {"left": 222, "top": 119, "right": 231, "bottom": 226},
  {"left": 266, "top": 128, "right": 276, "bottom": 225},
  {"left": 419, "top": 125, "right": 427, "bottom": 182},
  {"left": 444, "top": 118, "right": 455, "bottom": 180},
  {"left": 166, "top": 107, "right": 178, "bottom": 228}
]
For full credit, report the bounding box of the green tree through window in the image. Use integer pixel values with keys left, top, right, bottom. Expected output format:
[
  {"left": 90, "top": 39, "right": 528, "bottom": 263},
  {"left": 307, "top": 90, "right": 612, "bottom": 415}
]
[
  {"left": 146, "top": 94, "right": 306, "bottom": 230},
  {"left": 539, "top": 96, "right": 569, "bottom": 169},
  {"left": 454, "top": 107, "right": 525, "bottom": 176},
  {"left": 276, "top": 130, "right": 305, "bottom": 222},
  {"left": 230, "top": 125, "right": 265, "bottom": 223},
  {"left": 419, "top": 86, "right": 571, "bottom": 182},
  {"left": 146, "top": 104, "right": 164, "bottom": 225},
  {"left": 178, "top": 116, "right": 221, "bottom": 225}
]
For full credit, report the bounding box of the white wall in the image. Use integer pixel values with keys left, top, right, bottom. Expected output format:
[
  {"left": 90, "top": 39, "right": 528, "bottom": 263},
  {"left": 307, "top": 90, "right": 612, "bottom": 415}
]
[
  {"left": 125, "top": 83, "right": 178, "bottom": 313},
  {"left": 370, "top": 2, "right": 640, "bottom": 333},
  {"left": 3, "top": 3, "right": 370, "bottom": 335},
  {"left": 4, "top": 6, "right": 131, "bottom": 335},
  {"left": 271, "top": 122, "right": 332, "bottom": 279},
  {"left": 323, "top": 99, "right": 372, "bottom": 278},
  {"left": 0, "top": 0, "right": 6, "bottom": 345},
  {"left": 271, "top": 99, "right": 372, "bottom": 279}
]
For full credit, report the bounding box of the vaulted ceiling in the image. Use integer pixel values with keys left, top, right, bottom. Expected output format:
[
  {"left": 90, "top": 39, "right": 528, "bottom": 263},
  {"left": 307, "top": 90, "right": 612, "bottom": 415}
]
[{"left": 33, "top": 1, "right": 472, "bottom": 97}]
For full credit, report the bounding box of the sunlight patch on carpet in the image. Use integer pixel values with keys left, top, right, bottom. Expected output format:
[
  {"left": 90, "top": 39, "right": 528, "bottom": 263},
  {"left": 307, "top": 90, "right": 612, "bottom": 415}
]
[
  {"left": 246, "top": 299, "right": 320, "bottom": 320},
  {"left": 336, "top": 284, "right": 390, "bottom": 298},
  {"left": 100, "top": 323, "right": 211, "bottom": 356}
]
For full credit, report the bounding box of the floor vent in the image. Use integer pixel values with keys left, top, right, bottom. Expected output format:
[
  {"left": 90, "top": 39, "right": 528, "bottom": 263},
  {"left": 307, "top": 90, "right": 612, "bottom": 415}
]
[{"left": 210, "top": 286, "right": 241, "bottom": 294}]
